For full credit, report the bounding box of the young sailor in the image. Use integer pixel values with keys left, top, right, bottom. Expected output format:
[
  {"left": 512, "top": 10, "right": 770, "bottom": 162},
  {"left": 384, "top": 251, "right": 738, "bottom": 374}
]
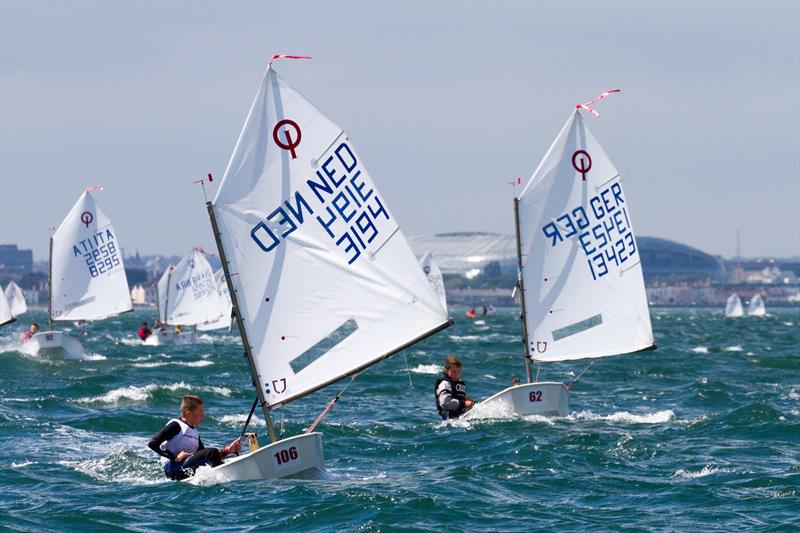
[
  {"left": 434, "top": 355, "right": 474, "bottom": 420},
  {"left": 148, "top": 395, "right": 241, "bottom": 480},
  {"left": 138, "top": 322, "right": 152, "bottom": 341},
  {"left": 20, "top": 323, "right": 39, "bottom": 342}
]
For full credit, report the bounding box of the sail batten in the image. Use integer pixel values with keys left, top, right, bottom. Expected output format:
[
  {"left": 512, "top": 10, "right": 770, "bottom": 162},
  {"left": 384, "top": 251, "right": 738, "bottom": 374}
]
[
  {"left": 211, "top": 65, "right": 450, "bottom": 406},
  {"left": 517, "top": 110, "right": 653, "bottom": 363},
  {"left": 50, "top": 191, "right": 132, "bottom": 321}
]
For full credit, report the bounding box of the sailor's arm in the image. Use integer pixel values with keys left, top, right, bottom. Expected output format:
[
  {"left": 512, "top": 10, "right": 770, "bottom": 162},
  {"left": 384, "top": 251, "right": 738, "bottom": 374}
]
[{"left": 147, "top": 421, "right": 181, "bottom": 460}]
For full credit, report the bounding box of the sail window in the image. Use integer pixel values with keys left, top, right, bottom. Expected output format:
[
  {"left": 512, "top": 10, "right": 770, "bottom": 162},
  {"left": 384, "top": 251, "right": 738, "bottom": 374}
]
[
  {"left": 289, "top": 319, "right": 359, "bottom": 374},
  {"left": 552, "top": 314, "right": 603, "bottom": 341}
]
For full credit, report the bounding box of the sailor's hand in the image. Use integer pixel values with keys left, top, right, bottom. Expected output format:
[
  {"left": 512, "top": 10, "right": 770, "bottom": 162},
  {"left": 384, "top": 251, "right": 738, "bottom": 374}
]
[
  {"left": 175, "top": 451, "right": 191, "bottom": 462},
  {"left": 464, "top": 399, "right": 475, "bottom": 409},
  {"left": 224, "top": 437, "right": 242, "bottom": 456}
]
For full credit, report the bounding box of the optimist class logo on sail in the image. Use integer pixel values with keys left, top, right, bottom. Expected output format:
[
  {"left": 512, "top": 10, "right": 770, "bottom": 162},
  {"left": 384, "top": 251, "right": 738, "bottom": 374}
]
[{"left": 250, "top": 131, "right": 397, "bottom": 265}]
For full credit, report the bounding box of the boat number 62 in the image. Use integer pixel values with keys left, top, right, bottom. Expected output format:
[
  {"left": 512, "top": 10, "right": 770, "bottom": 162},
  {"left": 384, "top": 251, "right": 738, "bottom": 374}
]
[
  {"left": 529, "top": 391, "right": 542, "bottom": 402},
  {"left": 274, "top": 446, "right": 299, "bottom": 465}
]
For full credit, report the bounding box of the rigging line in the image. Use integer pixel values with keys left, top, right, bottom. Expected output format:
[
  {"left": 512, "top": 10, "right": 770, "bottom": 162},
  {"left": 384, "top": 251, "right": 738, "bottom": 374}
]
[
  {"left": 402, "top": 351, "right": 414, "bottom": 389},
  {"left": 567, "top": 360, "right": 595, "bottom": 390},
  {"left": 240, "top": 396, "right": 261, "bottom": 438},
  {"left": 304, "top": 371, "right": 363, "bottom": 434}
]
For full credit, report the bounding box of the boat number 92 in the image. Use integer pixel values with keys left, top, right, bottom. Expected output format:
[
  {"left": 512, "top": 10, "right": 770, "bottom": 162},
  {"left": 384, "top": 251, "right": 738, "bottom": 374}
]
[
  {"left": 529, "top": 391, "right": 542, "bottom": 402},
  {"left": 274, "top": 446, "right": 299, "bottom": 465}
]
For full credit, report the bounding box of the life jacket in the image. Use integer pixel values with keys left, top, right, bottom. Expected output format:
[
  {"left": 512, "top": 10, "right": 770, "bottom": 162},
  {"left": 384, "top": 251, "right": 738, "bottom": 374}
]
[
  {"left": 138, "top": 326, "right": 151, "bottom": 341},
  {"left": 21, "top": 331, "right": 32, "bottom": 342},
  {"left": 160, "top": 418, "right": 200, "bottom": 465},
  {"left": 434, "top": 373, "right": 467, "bottom": 420}
]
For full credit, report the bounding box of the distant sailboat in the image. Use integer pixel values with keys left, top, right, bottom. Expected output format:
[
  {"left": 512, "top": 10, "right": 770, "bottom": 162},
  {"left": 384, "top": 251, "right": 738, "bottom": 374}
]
[
  {"left": 747, "top": 294, "right": 766, "bottom": 316},
  {"left": 197, "top": 269, "right": 234, "bottom": 332},
  {"left": 478, "top": 98, "right": 655, "bottom": 417},
  {"left": 0, "top": 289, "right": 15, "bottom": 328},
  {"left": 146, "top": 248, "right": 222, "bottom": 345},
  {"left": 200, "top": 58, "right": 451, "bottom": 482},
  {"left": 22, "top": 189, "right": 132, "bottom": 357},
  {"left": 420, "top": 251, "right": 447, "bottom": 312},
  {"left": 4, "top": 281, "right": 27, "bottom": 316},
  {"left": 725, "top": 294, "right": 744, "bottom": 317}
]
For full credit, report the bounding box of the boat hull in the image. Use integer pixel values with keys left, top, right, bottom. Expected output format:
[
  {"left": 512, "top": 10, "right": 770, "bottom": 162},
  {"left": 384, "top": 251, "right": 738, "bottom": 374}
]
[
  {"left": 186, "top": 432, "right": 327, "bottom": 484},
  {"left": 21, "top": 331, "right": 85, "bottom": 358},
  {"left": 478, "top": 382, "right": 570, "bottom": 417},
  {"left": 144, "top": 330, "right": 196, "bottom": 346}
]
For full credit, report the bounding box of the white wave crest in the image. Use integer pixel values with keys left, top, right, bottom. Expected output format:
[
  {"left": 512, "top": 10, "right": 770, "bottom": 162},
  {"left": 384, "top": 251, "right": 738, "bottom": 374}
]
[
  {"left": 723, "top": 345, "right": 743, "bottom": 352},
  {"left": 409, "top": 364, "right": 440, "bottom": 375},
  {"left": 672, "top": 465, "right": 731, "bottom": 479},
  {"left": 691, "top": 346, "right": 709, "bottom": 354},
  {"left": 571, "top": 409, "right": 676, "bottom": 424},
  {"left": 216, "top": 414, "right": 267, "bottom": 427},
  {"left": 75, "top": 382, "right": 231, "bottom": 404},
  {"left": 132, "top": 360, "right": 214, "bottom": 369}
]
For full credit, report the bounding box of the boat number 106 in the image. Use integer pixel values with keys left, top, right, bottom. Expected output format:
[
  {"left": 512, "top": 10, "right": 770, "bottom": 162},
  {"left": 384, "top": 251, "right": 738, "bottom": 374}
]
[
  {"left": 529, "top": 391, "right": 543, "bottom": 402},
  {"left": 274, "top": 446, "right": 299, "bottom": 465}
]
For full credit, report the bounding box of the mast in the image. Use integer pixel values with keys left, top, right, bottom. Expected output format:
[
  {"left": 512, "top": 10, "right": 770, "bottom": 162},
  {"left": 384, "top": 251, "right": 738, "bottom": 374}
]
[
  {"left": 513, "top": 197, "right": 533, "bottom": 383},
  {"left": 48, "top": 236, "right": 53, "bottom": 330},
  {"left": 163, "top": 270, "right": 172, "bottom": 325},
  {"left": 206, "top": 201, "right": 278, "bottom": 443}
]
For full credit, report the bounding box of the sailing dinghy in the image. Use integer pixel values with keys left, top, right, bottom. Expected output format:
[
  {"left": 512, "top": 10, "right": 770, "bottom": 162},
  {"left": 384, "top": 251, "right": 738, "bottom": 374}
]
[
  {"left": 22, "top": 189, "right": 132, "bottom": 358},
  {"left": 477, "top": 99, "right": 655, "bottom": 418},
  {"left": 196, "top": 269, "right": 233, "bottom": 332},
  {"left": 725, "top": 294, "right": 744, "bottom": 317},
  {"left": 420, "top": 251, "right": 447, "bottom": 312},
  {"left": 0, "top": 288, "right": 15, "bottom": 328},
  {"left": 145, "top": 249, "right": 222, "bottom": 345},
  {"left": 747, "top": 294, "right": 766, "bottom": 316},
  {"left": 200, "top": 58, "right": 452, "bottom": 482},
  {"left": 4, "top": 281, "right": 27, "bottom": 316}
]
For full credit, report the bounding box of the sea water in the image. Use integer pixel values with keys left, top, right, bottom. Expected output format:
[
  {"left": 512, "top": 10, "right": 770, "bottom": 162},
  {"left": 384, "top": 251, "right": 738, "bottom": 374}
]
[{"left": 0, "top": 308, "right": 797, "bottom": 531}]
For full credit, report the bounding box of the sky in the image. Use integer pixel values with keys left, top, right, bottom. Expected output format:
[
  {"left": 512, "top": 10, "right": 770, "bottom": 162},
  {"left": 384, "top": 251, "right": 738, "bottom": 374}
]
[{"left": 1, "top": 0, "right": 798, "bottom": 261}]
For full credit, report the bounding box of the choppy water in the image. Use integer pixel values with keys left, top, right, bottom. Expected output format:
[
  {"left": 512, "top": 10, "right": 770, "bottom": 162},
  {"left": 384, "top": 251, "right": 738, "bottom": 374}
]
[{"left": 1, "top": 308, "right": 798, "bottom": 531}]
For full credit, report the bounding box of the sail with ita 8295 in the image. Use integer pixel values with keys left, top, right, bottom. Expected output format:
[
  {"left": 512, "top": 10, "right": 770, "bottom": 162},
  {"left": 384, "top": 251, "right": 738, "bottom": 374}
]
[{"left": 200, "top": 57, "right": 452, "bottom": 482}]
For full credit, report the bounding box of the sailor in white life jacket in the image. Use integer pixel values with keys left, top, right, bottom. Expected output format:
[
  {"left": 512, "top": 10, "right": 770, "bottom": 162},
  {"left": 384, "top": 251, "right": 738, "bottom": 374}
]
[
  {"left": 148, "top": 394, "right": 242, "bottom": 480},
  {"left": 434, "top": 355, "right": 474, "bottom": 420}
]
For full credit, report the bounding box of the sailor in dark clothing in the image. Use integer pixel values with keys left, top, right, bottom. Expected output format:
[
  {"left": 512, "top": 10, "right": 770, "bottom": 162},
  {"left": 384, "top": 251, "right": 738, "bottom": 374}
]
[
  {"left": 434, "top": 355, "right": 474, "bottom": 420},
  {"left": 148, "top": 395, "right": 241, "bottom": 480}
]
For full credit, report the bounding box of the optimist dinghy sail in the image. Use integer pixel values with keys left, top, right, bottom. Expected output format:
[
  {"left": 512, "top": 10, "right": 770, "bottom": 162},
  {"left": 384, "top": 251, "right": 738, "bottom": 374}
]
[
  {"left": 0, "top": 290, "right": 15, "bottom": 327},
  {"left": 197, "top": 269, "right": 233, "bottom": 331},
  {"left": 747, "top": 294, "right": 766, "bottom": 316},
  {"left": 204, "top": 60, "right": 452, "bottom": 481},
  {"left": 478, "top": 99, "right": 654, "bottom": 418},
  {"left": 420, "top": 251, "right": 447, "bottom": 312},
  {"left": 725, "top": 294, "right": 744, "bottom": 317},
  {"left": 147, "top": 249, "right": 222, "bottom": 345},
  {"left": 4, "top": 281, "right": 27, "bottom": 316},
  {"left": 24, "top": 189, "right": 132, "bottom": 357}
]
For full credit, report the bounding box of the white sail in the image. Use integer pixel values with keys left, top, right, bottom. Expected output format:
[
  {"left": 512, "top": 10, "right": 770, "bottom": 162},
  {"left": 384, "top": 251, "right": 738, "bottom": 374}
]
[
  {"left": 212, "top": 65, "right": 450, "bottom": 407},
  {"left": 517, "top": 110, "right": 653, "bottom": 363},
  {"left": 0, "top": 290, "right": 14, "bottom": 327},
  {"left": 197, "top": 269, "right": 233, "bottom": 331},
  {"left": 419, "top": 252, "right": 447, "bottom": 312},
  {"left": 747, "top": 294, "right": 766, "bottom": 316},
  {"left": 4, "top": 281, "right": 27, "bottom": 316},
  {"left": 725, "top": 294, "right": 744, "bottom": 317},
  {"left": 50, "top": 191, "right": 133, "bottom": 321},
  {"left": 158, "top": 249, "right": 222, "bottom": 327}
]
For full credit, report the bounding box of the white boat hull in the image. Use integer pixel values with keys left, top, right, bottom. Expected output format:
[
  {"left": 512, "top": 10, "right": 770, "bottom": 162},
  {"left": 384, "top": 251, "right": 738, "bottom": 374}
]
[
  {"left": 144, "top": 330, "right": 196, "bottom": 346},
  {"left": 187, "top": 432, "right": 326, "bottom": 484},
  {"left": 21, "top": 331, "right": 85, "bottom": 358},
  {"left": 478, "top": 382, "right": 570, "bottom": 417}
]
